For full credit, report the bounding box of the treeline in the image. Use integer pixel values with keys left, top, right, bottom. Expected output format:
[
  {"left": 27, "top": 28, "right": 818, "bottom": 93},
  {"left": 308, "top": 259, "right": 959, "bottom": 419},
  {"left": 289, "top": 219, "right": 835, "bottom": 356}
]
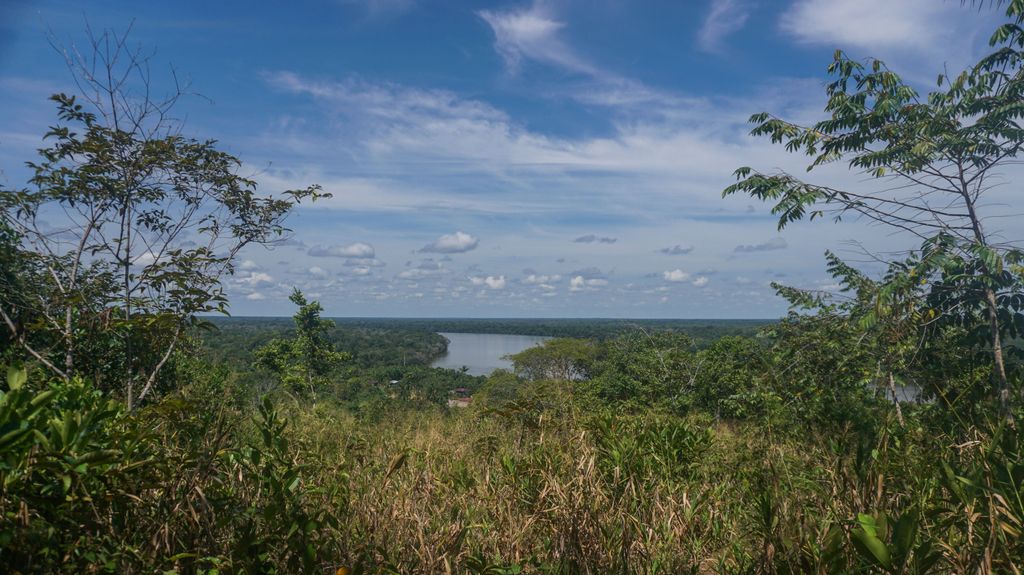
[
  {"left": 317, "top": 317, "right": 763, "bottom": 344},
  {"left": 200, "top": 317, "right": 450, "bottom": 369}
]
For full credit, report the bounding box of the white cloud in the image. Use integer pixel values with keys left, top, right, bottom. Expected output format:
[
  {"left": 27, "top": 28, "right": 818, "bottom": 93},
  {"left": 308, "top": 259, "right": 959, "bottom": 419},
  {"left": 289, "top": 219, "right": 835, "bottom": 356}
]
[
  {"left": 261, "top": 71, "right": 821, "bottom": 217},
  {"left": 781, "top": 0, "right": 941, "bottom": 51},
  {"left": 478, "top": 4, "right": 587, "bottom": 75},
  {"left": 699, "top": 0, "right": 751, "bottom": 53},
  {"left": 307, "top": 266, "right": 329, "bottom": 279},
  {"left": 238, "top": 272, "right": 275, "bottom": 288},
  {"left": 239, "top": 259, "right": 261, "bottom": 271},
  {"left": 778, "top": 0, "right": 995, "bottom": 75},
  {"left": 132, "top": 251, "right": 159, "bottom": 266},
  {"left": 237, "top": 8, "right": 1007, "bottom": 317},
  {"left": 420, "top": 231, "right": 479, "bottom": 253},
  {"left": 477, "top": 2, "right": 666, "bottom": 106},
  {"left": 308, "top": 242, "right": 375, "bottom": 258},
  {"left": 245, "top": 292, "right": 267, "bottom": 301},
  {"left": 663, "top": 269, "right": 691, "bottom": 282},
  {"left": 569, "top": 275, "right": 607, "bottom": 292},
  {"left": 692, "top": 276, "right": 710, "bottom": 287},
  {"left": 469, "top": 275, "right": 506, "bottom": 289}
]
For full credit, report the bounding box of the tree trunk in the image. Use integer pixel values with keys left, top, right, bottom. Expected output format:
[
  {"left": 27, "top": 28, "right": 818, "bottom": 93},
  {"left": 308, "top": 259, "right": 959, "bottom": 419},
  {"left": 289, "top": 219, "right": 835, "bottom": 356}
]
[
  {"left": 887, "top": 371, "right": 905, "bottom": 427},
  {"left": 960, "top": 179, "right": 1012, "bottom": 425},
  {"left": 985, "top": 288, "right": 1012, "bottom": 425}
]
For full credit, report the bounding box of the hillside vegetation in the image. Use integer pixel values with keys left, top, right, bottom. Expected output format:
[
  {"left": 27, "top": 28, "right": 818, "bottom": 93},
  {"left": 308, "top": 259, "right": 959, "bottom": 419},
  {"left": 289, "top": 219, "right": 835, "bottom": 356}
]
[{"left": 3, "top": 4, "right": 1024, "bottom": 574}]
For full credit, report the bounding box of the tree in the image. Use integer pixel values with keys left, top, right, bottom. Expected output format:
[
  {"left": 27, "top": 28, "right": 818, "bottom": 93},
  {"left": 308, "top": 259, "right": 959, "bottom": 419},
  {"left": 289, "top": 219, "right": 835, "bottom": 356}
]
[
  {"left": 587, "top": 330, "right": 695, "bottom": 408},
  {"left": 0, "top": 28, "right": 324, "bottom": 407},
  {"left": 724, "top": 4, "right": 1024, "bottom": 420},
  {"left": 254, "top": 289, "right": 349, "bottom": 395},
  {"left": 507, "top": 338, "right": 596, "bottom": 381}
]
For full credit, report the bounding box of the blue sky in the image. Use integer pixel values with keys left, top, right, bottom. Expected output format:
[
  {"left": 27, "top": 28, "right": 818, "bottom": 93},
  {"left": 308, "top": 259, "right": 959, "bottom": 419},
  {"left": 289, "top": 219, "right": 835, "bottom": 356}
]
[{"left": 0, "top": 0, "right": 1013, "bottom": 317}]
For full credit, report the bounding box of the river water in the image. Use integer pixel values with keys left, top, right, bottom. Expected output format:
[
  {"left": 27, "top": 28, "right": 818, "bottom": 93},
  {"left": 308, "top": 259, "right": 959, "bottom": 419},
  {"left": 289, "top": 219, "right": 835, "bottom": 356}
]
[{"left": 430, "top": 332, "right": 550, "bottom": 376}]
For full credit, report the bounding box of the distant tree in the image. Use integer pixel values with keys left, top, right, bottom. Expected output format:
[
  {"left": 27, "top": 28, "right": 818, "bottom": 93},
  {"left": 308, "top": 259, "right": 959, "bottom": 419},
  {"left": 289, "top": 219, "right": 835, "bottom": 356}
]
[
  {"left": 0, "top": 27, "right": 324, "bottom": 407},
  {"left": 724, "top": 4, "right": 1024, "bottom": 420},
  {"left": 475, "top": 369, "right": 524, "bottom": 409},
  {"left": 254, "top": 289, "right": 349, "bottom": 395},
  {"left": 689, "top": 335, "right": 767, "bottom": 418},
  {"left": 507, "top": 338, "right": 596, "bottom": 381},
  {"left": 588, "top": 331, "right": 695, "bottom": 408}
]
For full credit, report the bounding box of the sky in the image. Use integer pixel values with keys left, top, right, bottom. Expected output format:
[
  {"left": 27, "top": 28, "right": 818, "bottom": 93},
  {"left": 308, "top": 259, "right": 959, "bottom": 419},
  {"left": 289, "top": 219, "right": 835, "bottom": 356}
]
[{"left": 0, "top": 0, "right": 1015, "bottom": 318}]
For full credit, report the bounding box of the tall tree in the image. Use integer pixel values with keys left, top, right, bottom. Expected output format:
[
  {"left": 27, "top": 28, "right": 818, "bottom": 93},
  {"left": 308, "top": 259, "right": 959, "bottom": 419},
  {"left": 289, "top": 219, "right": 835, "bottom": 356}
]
[
  {"left": 724, "top": 4, "right": 1024, "bottom": 420},
  {"left": 0, "top": 27, "right": 324, "bottom": 407},
  {"left": 254, "top": 289, "right": 349, "bottom": 396}
]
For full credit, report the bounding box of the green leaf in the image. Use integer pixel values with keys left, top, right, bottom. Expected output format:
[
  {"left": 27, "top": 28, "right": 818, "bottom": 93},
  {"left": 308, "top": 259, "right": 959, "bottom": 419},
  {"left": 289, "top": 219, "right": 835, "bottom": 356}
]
[
  {"left": 7, "top": 364, "right": 27, "bottom": 390},
  {"left": 892, "top": 508, "right": 919, "bottom": 562},
  {"left": 851, "top": 527, "right": 892, "bottom": 568}
]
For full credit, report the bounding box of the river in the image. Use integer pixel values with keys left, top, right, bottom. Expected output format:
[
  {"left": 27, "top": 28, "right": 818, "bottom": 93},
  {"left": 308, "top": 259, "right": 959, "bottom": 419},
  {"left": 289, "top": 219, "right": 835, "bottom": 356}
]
[{"left": 430, "top": 332, "right": 551, "bottom": 376}]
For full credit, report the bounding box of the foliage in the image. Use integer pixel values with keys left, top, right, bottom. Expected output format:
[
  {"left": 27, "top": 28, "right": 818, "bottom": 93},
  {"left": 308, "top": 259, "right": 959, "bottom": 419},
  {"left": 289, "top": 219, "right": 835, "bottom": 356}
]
[
  {"left": 507, "top": 338, "right": 596, "bottom": 381},
  {"left": 0, "top": 29, "right": 323, "bottom": 408},
  {"left": 724, "top": 2, "right": 1024, "bottom": 418},
  {"left": 586, "top": 331, "right": 696, "bottom": 410},
  {"left": 254, "top": 289, "right": 350, "bottom": 395}
]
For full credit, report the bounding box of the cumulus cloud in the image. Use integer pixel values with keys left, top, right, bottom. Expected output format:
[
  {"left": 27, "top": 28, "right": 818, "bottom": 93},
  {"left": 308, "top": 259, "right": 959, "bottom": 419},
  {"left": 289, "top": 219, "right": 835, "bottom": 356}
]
[
  {"left": 692, "top": 276, "right": 710, "bottom": 287},
  {"left": 734, "top": 237, "right": 788, "bottom": 253},
  {"left": 420, "top": 231, "right": 479, "bottom": 253},
  {"left": 239, "top": 259, "right": 261, "bottom": 271},
  {"left": 698, "top": 0, "right": 751, "bottom": 53},
  {"left": 306, "top": 266, "right": 329, "bottom": 279},
  {"left": 238, "top": 272, "right": 276, "bottom": 288},
  {"left": 308, "top": 242, "right": 375, "bottom": 258},
  {"left": 245, "top": 292, "right": 267, "bottom": 301},
  {"left": 660, "top": 244, "right": 694, "bottom": 255},
  {"left": 663, "top": 269, "right": 691, "bottom": 282},
  {"left": 569, "top": 275, "right": 607, "bottom": 292},
  {"left": 573, "top": 234, "right": 617, "bottom": 244},
  {"left": 470, "top": 275, "right": 506, "bottom": 289}
]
